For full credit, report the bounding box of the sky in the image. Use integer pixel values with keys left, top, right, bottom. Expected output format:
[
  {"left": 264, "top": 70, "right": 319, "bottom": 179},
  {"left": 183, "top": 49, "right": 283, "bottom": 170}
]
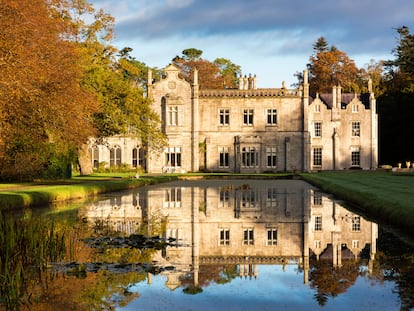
[{"left": 89, "top": 0, "right": 414, "bottom": 88}]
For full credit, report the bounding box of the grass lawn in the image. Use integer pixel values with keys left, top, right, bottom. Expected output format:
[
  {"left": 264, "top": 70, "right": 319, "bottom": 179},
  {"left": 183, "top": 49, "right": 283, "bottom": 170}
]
[
  {"left": 0, "top": 173, "right": 179, "bottom": 210},
  {"left": 301, "top": 171, "right": 414, "bottom": 234}
]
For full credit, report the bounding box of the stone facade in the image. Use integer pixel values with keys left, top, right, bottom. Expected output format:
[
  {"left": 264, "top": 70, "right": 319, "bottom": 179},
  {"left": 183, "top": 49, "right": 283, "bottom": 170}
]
[{"left": 89, "top": 64, "right": 378, "bottom": 173}]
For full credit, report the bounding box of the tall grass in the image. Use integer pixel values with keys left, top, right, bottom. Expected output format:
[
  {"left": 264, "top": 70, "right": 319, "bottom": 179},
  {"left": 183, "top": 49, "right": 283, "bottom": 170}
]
[{"left": 0, "top": 211, "right": 67, "bottom": 310}]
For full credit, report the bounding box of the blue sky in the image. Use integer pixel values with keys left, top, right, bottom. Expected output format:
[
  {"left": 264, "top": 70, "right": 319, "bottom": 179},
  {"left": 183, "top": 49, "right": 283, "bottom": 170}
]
[{"left": 89, "top": 0, "right": 413, "bottom": 87}]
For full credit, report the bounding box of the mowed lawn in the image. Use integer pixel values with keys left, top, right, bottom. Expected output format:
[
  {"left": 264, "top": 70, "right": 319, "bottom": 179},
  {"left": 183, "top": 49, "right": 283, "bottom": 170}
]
[{"left": 301, "top": 171, "right": 414, "bottom": 234}]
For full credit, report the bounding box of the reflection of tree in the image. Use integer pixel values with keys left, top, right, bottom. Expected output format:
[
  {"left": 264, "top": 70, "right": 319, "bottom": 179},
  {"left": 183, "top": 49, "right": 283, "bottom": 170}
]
[
  {"left": 309, "top": 259, "right": 361, "bottom": 306},
  {"left": 373, "top": 230, "right": 414, "bottom": 311},
  {"left": 181, "top": 264, "right": 239, "bottom": 288}
]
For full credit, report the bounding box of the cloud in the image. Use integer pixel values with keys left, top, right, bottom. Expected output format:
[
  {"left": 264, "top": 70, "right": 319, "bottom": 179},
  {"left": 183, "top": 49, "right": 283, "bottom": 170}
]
[{"left": 89, "top": 0, "right": 414, "bottom": 86}]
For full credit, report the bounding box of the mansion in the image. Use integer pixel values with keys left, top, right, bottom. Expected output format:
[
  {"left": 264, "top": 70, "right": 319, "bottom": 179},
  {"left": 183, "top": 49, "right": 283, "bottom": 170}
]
[{"left": 89, "top": 64, "right": 378, "bottom": 173}]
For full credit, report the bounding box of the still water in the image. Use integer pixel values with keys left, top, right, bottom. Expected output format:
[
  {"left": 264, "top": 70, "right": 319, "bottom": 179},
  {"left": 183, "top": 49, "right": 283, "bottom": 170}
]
[{"left": 4, "top": 179, "right": 414, "bottom": 310}]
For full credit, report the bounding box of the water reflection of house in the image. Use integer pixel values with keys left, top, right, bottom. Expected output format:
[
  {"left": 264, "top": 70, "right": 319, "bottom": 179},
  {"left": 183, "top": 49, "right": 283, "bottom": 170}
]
[
  {"left": 80, "top": 192, "right": 145, "bottom": 234},
  {"left": 80, "top": 180, "right": 377, "bottom": 289}
]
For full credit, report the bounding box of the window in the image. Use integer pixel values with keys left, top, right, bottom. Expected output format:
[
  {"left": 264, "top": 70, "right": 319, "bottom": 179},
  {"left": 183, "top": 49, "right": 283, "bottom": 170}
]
[
  {"left": 267, "top": 228, "right": 278, "bottom": 245},
  {"left": 352, "top": 121, "right": 360, "bottom": 137},
  {"left": 241, "top": 189, "right": 258, "bottom": 208},
  {"left": 314, "top": 216, "right": 322, "bottom": 231},
  {"left": 164, "top": 188, "right": 181, "bottom": 208},
  {"left": 313, "top": 192, "right": 322, "bottom": 205},
  {"left": 266, "top": 188, "right": 278, "bottom": 207},
  {"left": 219, "top": 190, "right": 230, "bottom": 208},
  {"left": 110, "top": 145, "right": 122, "bottom": 167},
  {"left": 352, "top": 240, "right": 360, "bottom": 248},
  {"left": 219, "top": 147, "right": 230, "bottom": 168},
  {"left": 243, "top": 228, "right": 254, "bottom": 245},
  {"left": 315, "top": 240, "right": 321, "bottom": 248},
  {"left": 165, "top": 147, "right": 181, "bottom": 168},
  {"left": 219, "top": 228, "right": 230, "bottom": 245},
  {"left": 241, "top": 147, "right": 259, "bottom": 168},
  {"left": 167, "top": 106, "right": 178, "bottom": 126},
  {"left": 89, "top": 146, "right": 99, "bottom": 169},
  {"left": 219, "top": 109, "right": 230, "bottom": 125},
  {"left": 352, "top": 216, "right": 361, "bottom": 231},
  {"left": 267, "top": 109, "right": 277, "bottom": 125},
  {"left": 314, "top": 104, "right": 321, "bottom": 112},
  {"left": 313, "top": 147, "right": 322, "bottom": 167},
  {"left": 351, "top": 147, "right": 360, "bottom": 166},
  {"left": 352, "top": 104, "right": 359, "bottom": 113},
  {"left": 243, "top": 109, "right": 254, "bottom": 126},
  {"left": 314, "top": 121, "right": 322, "bottom": 137},
  {"left": 132, "top": 148, "right": 138, "bottom": 167},
  {"left": 266, "top": 147, "right": 277, "bottom": 168}
]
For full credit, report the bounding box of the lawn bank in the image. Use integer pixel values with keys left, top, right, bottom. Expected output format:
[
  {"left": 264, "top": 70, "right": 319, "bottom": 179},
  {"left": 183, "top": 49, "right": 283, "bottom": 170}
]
[
  {"left": 0, "top": 175, "right": 179, "bottom": 210},
  {"left": 301, "top": 171, "right": 414, "bottom": 235}
]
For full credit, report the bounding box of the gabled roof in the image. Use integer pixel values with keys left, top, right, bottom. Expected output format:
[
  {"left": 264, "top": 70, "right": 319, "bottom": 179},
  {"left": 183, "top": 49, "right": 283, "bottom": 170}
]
[{"left": 310, "top": 93, "right": 371, "bottom": 109}]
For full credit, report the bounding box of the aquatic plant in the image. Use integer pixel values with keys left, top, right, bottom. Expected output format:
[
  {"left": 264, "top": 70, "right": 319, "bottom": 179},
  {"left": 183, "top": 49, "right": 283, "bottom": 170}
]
[{"left": 0, "top": 211, "right": 67, "bottom": 310}]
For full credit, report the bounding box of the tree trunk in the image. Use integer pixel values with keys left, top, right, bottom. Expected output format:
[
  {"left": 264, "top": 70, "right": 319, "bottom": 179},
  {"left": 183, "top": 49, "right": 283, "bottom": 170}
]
[{"left": 78, "top": 143, "right": 93, "bottom": 175}]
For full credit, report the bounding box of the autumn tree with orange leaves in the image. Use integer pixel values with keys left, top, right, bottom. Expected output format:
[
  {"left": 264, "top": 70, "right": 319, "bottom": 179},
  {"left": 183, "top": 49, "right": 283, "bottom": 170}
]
[
  {"left": 308, "top": 37, "right": 360, "bottom": 94},
  {"left": 0, "top": 0, "right": 98, "bottom": 180},
  {"left": 173, "top": 48, "right": 241, "bottom": 89}
]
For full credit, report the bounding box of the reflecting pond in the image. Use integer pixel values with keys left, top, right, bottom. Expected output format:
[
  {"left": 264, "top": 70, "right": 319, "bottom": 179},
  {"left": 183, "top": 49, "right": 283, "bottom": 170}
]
[{"left": 2, "top": 179, "right": 414, "bottom": 310}]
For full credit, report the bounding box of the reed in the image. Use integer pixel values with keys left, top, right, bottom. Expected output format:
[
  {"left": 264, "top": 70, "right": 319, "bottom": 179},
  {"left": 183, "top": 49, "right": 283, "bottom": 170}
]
[{"left": 0, "top": 211, "right": 67, "bottom": 310}]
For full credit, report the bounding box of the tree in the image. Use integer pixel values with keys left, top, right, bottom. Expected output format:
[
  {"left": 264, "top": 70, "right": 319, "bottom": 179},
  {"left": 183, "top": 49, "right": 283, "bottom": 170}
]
[
  {"left": 312, "top": 36, "right": 329, "bottom": 53},
  {"left": 377, "top": 26, "right": 414, "bottom": 165},
  {"left": 214, "top": 58, "right": 241, "bottom": 88},
  {"left": 0, "top": 0, "right": 98, "bottom": 180},
  {"left": 308, "top": 39, "right": 360, "bottom": 93},
  {"left": 172, "top": 49, "right": 242, "bottom": 89}
]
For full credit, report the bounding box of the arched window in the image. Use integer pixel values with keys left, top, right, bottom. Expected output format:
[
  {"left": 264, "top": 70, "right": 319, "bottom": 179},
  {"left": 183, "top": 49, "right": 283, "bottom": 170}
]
[
  {"left": 132, "top": 147, "right": 138, "bottom": 167},
  {"left": 110, "top": 145, "right": 122, "bottom": 167},
  {"left": 89, "top": 146, "right": 99, "bottom": 169}
]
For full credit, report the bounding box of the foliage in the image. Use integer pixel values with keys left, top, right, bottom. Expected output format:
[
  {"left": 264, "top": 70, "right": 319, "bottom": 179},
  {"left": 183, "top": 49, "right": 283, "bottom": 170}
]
[
  {"left": 173, "top": 49, "right": 241, "bottom": 89},
  {"left": 378, "top": 26, "right": 414, "bottom": 165},
  {"left": 308, "top": 40, "right": 360, "bottom": 93},
  {"left": 0, "top": 0, "right": 99, "bottom": 181}
]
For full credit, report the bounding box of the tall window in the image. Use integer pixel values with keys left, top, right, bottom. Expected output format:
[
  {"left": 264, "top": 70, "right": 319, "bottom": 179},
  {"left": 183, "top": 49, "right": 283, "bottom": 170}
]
[
  {"left": 219, "top": 228, "right": 230, "bottom": 245},
  {"left": 219, "top": 108, "right": 230, "bottom": 126},
  {"left": 219, "top": 147, "right": 230, "bottom": 168},
  {"left": 89, "top": 146, "right": 99, "bottom": 169},
  {"left": 352, "top": 104, "right": 359, "bottom": 113},
  {"left": 314, "top": 215, "right": 322, "bottom": 231},
  {"left": 352, "top": 216, "right": 361, "bottom": 232},
  {"left": 164, "top": 187, "right": 182, "bottom": 208},
  {"left": 314, "top": 104, "right": 321, "bottom": 112},
  {"left": 110, "top": 145, "right": 122, "bottom": 167},
  {"left": 132, "top": 147, "right": 138, "bottom": 167},
  {"left": 243, "top": 109, "right": 254, "bottom": 126},
  {"left": 219, "top": 190, "right": 230, "bottom": 208},
  {"left": 267, "top": 109, "right": 277, "bottom": 125},
  {"left": 267, "top": 228, "right": 278, "bottom": 245},
  {"left": 165, "top": 147, "right": 181, "bottom": 167},
  {"left": 313, "top": 147, "right": 322, "bottom": 167},
  {"left": 352, "top": 121, "right": 360, "bottom": 137},
  {"left": 167, "top": 106, "right": 178, "bottom": 126},
  {"left": 266, "top": 147, "right": 277, "bottom": 168},
  {"left": 241, "top": 189, "right": 258, "bottom": 208},
  {"left": 314, "top": 121, "right": 322, "bottom": 137},
  {"left": 267, "top": 188, "right": 278, "bottom": 207},
  {"left": 351, "top": 147, "right": 360, "bottom": 166},
  {"left": 313, "top": 192, "right": 322, "bottom": 205},
  {"left": 242, "top": 147, "right": 259, "bottom": 168},
  {"left": 243, "top": 228, "right": 254, "bottom": 245}
]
